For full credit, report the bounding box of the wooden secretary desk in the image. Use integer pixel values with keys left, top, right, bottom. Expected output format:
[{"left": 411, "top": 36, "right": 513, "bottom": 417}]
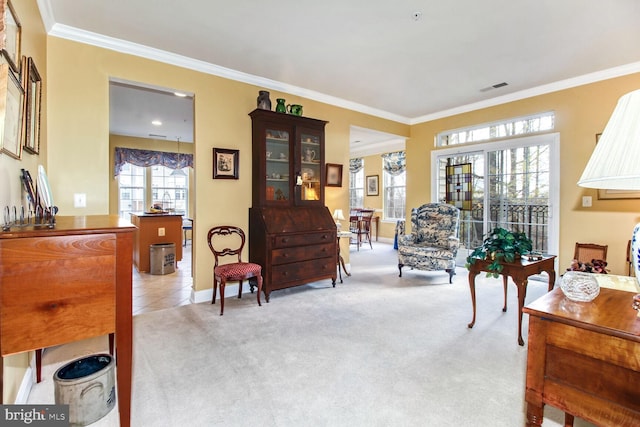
[
  {"left": 0, "top": 215, "right": 135, "bottom": 427},
  {"left": 248, "top": 109, "right": 337, "bottom": 301}
]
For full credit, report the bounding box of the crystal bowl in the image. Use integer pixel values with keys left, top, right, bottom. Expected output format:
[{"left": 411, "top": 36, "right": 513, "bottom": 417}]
[{"left": 560, "top": 271, "right": 600, "bottom": 302}]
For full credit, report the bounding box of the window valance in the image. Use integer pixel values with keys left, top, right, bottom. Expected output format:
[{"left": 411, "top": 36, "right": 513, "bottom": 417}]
[
  {"left": 349, "top": 158, "right": 364, "bottom": 173},
  {"left": 114, "top": 147, "right": 193, "bottom": 177},
  {"left": 382, "top": 151, "right": 406, "bottom": 176}
]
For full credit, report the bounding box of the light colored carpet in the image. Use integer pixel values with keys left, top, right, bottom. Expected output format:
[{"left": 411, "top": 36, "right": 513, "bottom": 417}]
[{"left": 29, "top": 242, "right": 595, "bottom": 426}]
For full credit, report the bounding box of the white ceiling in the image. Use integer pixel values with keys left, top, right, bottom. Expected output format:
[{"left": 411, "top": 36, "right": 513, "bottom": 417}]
[{"left": 39, "top": 0, "right": 640, "bottom": 149}]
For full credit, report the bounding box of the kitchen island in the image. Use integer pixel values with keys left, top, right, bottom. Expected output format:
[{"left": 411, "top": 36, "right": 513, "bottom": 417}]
[{"left": 130, "top": 212, "right": 183, "bottom": 272}]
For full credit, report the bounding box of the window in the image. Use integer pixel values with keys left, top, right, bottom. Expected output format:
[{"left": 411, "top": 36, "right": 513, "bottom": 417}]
[
  {"left": 437, "top": 112, "right": 555, "bottom": 147},
  {"left": 349, "top": 158, "right": 364, "bottom": 209},
  {"left": 383, "top": 170, "right": 405, "bottom": 221},
  {"left": 382, "top": 151, "right": 406, "bottom": 221},
  {"left": 118, "top": 163, "right": 145, "bottom": 219},
  {"left": 151, "top": 165, "right": 189, "bottom": 213},
  {"left": 118, "top": 164, "right": 189, "bottom": 220}
]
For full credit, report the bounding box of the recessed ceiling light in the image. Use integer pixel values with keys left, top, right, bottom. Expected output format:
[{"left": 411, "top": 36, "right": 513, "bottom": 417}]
[{"left": 152, "top": 120, "right": 162, "bottom": 126}]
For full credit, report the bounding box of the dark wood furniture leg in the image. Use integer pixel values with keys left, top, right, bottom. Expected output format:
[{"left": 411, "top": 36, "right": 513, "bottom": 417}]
[
  {"left": 564, "top": 413, "right": 575, "bottom": 427},
  {"left": 467, "top": 269, "right": 479, "bottom": 328}
]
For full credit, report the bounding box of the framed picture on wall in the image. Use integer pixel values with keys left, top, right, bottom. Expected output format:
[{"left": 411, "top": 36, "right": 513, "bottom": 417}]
[
  {"left": 213, "top": 148, "right": 239, "bottom": 179},
  {"left": 366, "top": 175, "right": 379, "bottom": 196},
  {"left": 21, "top": 57, "right": 41, "bottom": 154},
  {"left": 325, "top": 163, "right": 343, "bottom": 187},
  {"left": 0, "top": 0, "right": 21, "bottom": 73},
  {"left": 0, "top": 60, "right": 23, "bottom": 159}
]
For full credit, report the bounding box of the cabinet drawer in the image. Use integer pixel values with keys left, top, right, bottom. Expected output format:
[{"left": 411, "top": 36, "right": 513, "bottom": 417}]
[
  {"left": 272, "top": 243, "right": 334, "bottom": 264},
  {"left": 271, "top": 257, "right": 335, "bottom": 283},
  {"left": 274, "top": 231, "right": 333, "bottom": 248}
]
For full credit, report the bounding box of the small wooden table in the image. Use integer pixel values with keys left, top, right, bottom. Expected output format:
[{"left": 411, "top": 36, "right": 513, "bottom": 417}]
[
  {"left": 467, "top": 255, "right": 556, "bottom": 345},
  {"left": 523, "top": 287, "right": 640, "bottom": 426}
]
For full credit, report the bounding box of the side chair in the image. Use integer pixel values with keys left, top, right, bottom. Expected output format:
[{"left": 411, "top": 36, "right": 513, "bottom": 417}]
[
  {"left": 573, "top": 242, "right": 608, "bottom": 265},
  {"left": 207, "top": 226, "right": 263, "bottom": 315}
]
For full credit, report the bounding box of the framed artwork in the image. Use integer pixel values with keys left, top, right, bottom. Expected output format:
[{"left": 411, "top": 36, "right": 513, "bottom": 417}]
[
  {"left": 21, "top": 56, "right": 41, "bottom": 154},
  {"left": 445, "top": 163, "right": 473, "bottom": 210},
  {"left": 0, "top": 0, "right": 21, "bottom": 73},
  {"left": 325, "top": 163, "right": 343, "bottom": 187},
  {"left": 0, "top": 61, "right": 23, "bottom": 159},
  {"left": 366, "top": 175, "right": 379, "bottom": 196},
  {"left": 213, "top": 148, "right": 239, "bottom": 179},
  {"left": 594, "top": 132, "right": 640, "bottom": 199}
]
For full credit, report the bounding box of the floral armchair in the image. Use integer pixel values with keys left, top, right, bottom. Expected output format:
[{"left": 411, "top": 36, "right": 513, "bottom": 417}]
[{"left": 397, "top": 203, "right": 461, "bottom": 283}]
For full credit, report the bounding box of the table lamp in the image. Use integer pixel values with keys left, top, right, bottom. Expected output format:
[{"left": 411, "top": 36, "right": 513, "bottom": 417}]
[
  {"left": 577, "top": 88, "right": 640, "bottom": 312},
  {"left": 333, "top": 209, "right": 345, "bottom": 231}
]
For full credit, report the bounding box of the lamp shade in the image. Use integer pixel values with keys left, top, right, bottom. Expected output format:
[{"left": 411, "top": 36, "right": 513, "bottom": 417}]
[
  {"left": 578, "top": 89, "right": 640, "bottom": 190},
  {"left": 333, "top": 209, "right": 345, "bottom": 221}
]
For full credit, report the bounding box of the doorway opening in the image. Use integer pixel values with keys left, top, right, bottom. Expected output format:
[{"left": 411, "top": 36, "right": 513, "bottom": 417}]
[{"left": 109, "top": 79, "right": 195, "bottom": 315}]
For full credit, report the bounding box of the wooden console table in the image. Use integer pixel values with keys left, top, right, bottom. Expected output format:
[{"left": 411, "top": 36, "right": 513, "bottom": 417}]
[
  {"left": 467, "top": 255, "right": 556, "bottom": 345},
  {"left": 0, "top": 215, "right": 135, "bottom": 427},
  {"left": 523, "top": 287, "right": 640, "bottom": 426}
]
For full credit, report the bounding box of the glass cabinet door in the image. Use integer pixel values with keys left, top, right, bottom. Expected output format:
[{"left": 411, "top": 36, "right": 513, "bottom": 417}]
[
  {"left": 299, "top": 131, "right": 322, "bottom": 202},
  {"left": 265, "top": 128, "right": 291, "bottom": 202}
]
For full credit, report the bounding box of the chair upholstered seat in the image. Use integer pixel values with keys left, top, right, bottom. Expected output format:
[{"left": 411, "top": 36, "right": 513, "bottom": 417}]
[
  {"left": 398, "top": 203, "right": 460, "bottom": 283},
  {"left": 215, "top": 262, "right": 261, "bottom": 282}
]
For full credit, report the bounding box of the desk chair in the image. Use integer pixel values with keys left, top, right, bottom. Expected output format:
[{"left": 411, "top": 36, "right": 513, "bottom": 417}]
[{"left": 207, "top": 226, "right": 263, "bottom": 315}]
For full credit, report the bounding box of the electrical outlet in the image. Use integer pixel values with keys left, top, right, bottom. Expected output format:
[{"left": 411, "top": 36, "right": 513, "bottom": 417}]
[
  {"left": 158, "top": 227, "right": 165, "bottom": 236},
  {"left": 73, "top": 193, "right": 87, "bottom": 208},
  {"left": 582, "top": 196, "right": 592, "bottom": 207}
]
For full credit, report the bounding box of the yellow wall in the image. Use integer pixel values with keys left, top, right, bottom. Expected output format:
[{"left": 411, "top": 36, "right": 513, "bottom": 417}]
[{"left": 409, "top": 73, "right": 640, "bottom": 275}]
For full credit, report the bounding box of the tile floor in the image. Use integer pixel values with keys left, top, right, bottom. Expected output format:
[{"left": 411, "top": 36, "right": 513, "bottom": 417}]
[{"left": 132, "top": 241, "right": 193, "bottom": 315}]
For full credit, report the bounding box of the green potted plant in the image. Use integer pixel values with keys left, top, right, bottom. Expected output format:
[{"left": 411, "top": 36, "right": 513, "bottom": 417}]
[{"left": 465, "top": 227, "right": 533, "bottom": 278}]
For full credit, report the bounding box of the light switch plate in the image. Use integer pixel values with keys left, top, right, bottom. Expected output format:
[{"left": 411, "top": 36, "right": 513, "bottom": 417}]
[{"left": 73, "top": 193, "right": 86, "bottom": 208}]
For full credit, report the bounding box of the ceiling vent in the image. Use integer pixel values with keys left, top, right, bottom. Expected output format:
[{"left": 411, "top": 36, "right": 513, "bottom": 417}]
[
  {"left": 480, "top": 82, "right": 509, "bottom": 92},
  {"left": 148, "top": 133, "right": 167, "bottom": 138}
]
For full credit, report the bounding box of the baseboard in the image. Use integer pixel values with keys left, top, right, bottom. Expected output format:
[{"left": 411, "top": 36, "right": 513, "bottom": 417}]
[{"left": 14, "top": 356, "right": 36, "bottom": 404}]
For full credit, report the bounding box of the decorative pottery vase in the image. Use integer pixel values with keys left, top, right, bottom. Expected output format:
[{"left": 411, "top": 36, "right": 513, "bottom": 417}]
[
  {"left": 275, "top": 98, "right": 286, "bottom": 113},
  {"left": 257, "top": 90, "right": 271, "bottom": 110}
]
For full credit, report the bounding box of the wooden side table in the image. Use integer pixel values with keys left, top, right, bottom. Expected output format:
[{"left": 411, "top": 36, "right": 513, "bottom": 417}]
[
  {"left": 467, "top": 255, "right": 556, "bottom": 345},
  {"left": 523, "top": 287, "right": 640, "bottom": 426}
]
